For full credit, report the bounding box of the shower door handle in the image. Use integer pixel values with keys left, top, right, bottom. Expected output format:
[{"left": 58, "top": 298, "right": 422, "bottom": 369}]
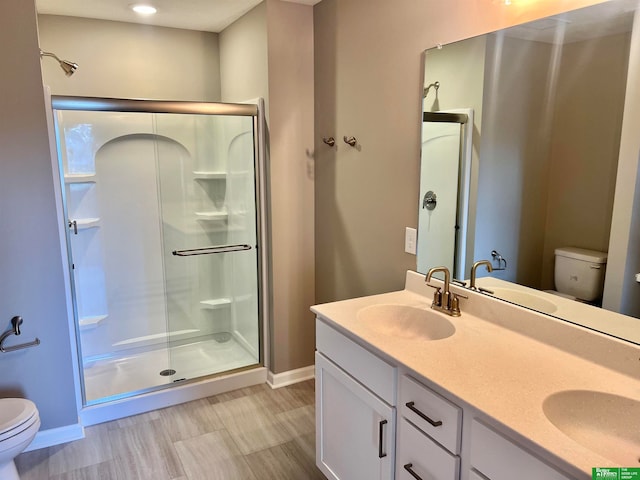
[
  {"left": 68, "top": 220, "right": 78, "bottom": 235},
  {"left": 172, "top": 244, "right": 252, "bottom": 257}
]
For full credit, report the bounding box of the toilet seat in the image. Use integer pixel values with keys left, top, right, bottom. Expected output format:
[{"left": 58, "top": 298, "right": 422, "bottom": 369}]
[{"left": 0, "top": 399, "right": 38, "bottom": 442}]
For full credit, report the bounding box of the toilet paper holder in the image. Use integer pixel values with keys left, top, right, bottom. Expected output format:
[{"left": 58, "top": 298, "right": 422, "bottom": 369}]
[
  {"left": 0, "top": 316, "right": 40, "bottom": 353},
  {"left": 491, "top": 250, "right": 507, "bottom": 271}
]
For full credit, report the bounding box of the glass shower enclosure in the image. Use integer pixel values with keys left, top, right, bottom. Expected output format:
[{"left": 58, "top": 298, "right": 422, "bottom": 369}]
[{"left": 52, "top": 97, "right": 264, "bottom": 405}]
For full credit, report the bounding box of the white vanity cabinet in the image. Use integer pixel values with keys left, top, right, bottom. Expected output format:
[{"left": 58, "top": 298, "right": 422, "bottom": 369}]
[
  {"left": 314, "top": 312, "right": 578, "bottom": 480},
  {"left": 315, "top": 319, "right": 397, "bottom": 480}
]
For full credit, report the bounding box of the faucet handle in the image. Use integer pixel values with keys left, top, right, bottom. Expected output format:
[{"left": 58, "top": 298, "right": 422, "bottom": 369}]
[
  {"left": 425, "top": 283, "right": 442, "bottom": 307},
  {"left": 449, "top": 295, "right": 462, "bottom": 317}
]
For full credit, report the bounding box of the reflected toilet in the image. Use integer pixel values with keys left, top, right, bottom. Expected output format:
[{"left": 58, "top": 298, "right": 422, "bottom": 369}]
[
  {"left": 546, "top": 247, "right": 608, "bottom": 303},
  {"left": 0, "top": 399, "right": 40, "bottom": 480}
]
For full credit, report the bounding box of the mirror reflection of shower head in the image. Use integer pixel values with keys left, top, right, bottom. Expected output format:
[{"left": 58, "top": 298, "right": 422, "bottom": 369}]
[
  {"left": 424, "top": 81, "right": 440, "bottom": 98},
  {"left": 39, "top": 49, "right": 78, "bottom": 76}
]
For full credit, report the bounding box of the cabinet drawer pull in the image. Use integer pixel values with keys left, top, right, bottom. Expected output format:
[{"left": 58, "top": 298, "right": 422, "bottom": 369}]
[
  {"left": 404, "top": 463, "right": 424, "bottom": 480},
  {"left": 406, "top": 401, "right": 443, "bottom": 427},
  {"left": 378, "top": 419, "right": 388, "bottom": 458}
]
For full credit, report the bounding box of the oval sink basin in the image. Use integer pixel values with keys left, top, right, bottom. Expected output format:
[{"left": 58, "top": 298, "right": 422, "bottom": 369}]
[
  {"left": 356, "top": 304, "right": 455, "bottom": 341},
  {"left": 543, "top": 390, "right": 640, "bottom": 465},
  {"left": 491, "top": 288, "right": 558, "bottom": 314}
]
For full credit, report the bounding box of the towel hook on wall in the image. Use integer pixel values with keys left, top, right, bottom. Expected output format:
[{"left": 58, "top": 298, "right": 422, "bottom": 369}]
[{"left": 343, "top": 136, "right": 357, "bottom": 147}]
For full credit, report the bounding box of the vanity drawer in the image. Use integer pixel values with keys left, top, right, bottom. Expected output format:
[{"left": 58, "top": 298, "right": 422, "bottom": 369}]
[
  {"left": 470, "top": 419, "right": 571, "bottom": 480},
  {"left": 396, "top": 418, "right": 459, "bottom": 480},
  {"left": 316, "top": 318, "right": 396, "bottom": 404},
  {"left": 399, "top": 375, "right": 462, "bottom": 454}
]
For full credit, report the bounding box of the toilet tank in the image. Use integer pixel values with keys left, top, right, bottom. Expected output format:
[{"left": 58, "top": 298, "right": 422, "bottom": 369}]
[{"left": 554, "top": 247, "right": 607, "bottom": 301}]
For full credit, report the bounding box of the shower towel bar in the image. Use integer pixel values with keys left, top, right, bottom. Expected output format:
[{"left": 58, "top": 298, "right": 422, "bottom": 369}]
[{"left": 172, "top": 244, "right": 253, "bottom": 257}]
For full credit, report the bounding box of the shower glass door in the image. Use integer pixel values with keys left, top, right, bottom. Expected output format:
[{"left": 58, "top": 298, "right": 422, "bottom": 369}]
[
  {"left": 53, "top": 98, "right": 262, "bottom": 405},
  {"left": 153, "top": 113, "right": 261, "bottom": 383}
]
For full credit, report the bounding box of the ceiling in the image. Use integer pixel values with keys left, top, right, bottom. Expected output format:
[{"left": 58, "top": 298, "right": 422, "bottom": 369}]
[
  {"left": 504, "top": 0, "right": 637, "bottom": 44},
  {"left": 35, "top": 0, "right": 319, "bottom": 33}
]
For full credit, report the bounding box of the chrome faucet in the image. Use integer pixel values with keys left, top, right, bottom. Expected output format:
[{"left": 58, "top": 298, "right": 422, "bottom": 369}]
[
  {"left": 425, "top": 266, "right": 466, "bottom": 316},
  {"left": 470, "top": 260, "right": 493, "bottom": 290}
]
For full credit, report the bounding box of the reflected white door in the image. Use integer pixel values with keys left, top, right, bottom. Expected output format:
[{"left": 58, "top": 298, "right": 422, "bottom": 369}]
[{"left": 417, "top": 122, "right": 461, "bottom": 275}]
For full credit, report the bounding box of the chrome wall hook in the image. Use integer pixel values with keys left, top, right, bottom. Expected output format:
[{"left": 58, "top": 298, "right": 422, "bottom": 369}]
[
  {"left": 343, "top": 136, "right": 357, "bottom": 147},
  {"left": 322, "top": 137, "right": 335, "bottom": 147}
]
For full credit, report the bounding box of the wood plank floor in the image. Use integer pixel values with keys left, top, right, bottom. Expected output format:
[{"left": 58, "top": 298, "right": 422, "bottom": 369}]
[{"left": 16, "top": 380, "right": 327, "bottom": 480}]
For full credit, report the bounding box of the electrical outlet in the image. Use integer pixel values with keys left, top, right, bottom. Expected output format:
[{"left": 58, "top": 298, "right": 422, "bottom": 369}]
[{"left": 405, "top": 227, "right": 417, "bottom": 255}]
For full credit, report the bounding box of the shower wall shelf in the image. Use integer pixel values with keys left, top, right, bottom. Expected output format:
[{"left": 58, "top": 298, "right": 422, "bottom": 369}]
[
  {"left": 79, "top": 315, "right": 108, "bottom": 331},
  {"left": 64, "top": 174, "right": 96, "bottom": 184},
  {"left": 193, "top": 171, "right": 226, "bottom": 180},
  {"left": 195, "top": 211, "right": 228, "bottom": 221},
  {"left": 74, "top": 218, "right": 101, "bottom": 230},
  {"left": 200, "top": 298, "right": 232, "bottom": 309}
]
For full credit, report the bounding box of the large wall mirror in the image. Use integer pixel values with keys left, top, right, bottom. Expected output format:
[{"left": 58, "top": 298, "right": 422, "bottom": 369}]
[{"left": 418, "top": 0, "right": 640, "bottom": 345}]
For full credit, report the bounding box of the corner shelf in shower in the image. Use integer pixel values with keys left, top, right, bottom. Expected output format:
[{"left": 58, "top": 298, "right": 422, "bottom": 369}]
[
  {"left": 200, "top": 298, "right": 232, "bottom": 309},
  {"left": 78, "top": 314, "right": 108, "bottom": 331},
  {"left": 74, "top": 218, "right": 101, "bottom": 230},
  {"left": 195, "top": 211, "right": 228, "bottom": 221},
  {"left": 234, "top": 293, "right": 254, "bottom": 303},
  {"left": 193, "top": 171, "right": 226, "bottom": 180},
  {"left": 64, "top": 174, "right": 96, "bottom": 184}
]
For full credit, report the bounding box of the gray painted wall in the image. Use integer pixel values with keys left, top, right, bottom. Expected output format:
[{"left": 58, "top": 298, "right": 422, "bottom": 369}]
[
  {"left": 541, "top": 33, "right": 630, "bottom": 290},
  {"left": 265, "top": 0, "right": 315, "bottom": 373},
  {"left": 38, "top": 15, "right": 221, "bottom": 101},
  {"left": 475, "top": 35, "right": 554, "bottom": 288},
  {"left": 219, "top": 2, "right": 269, "bottom": 113},
  {"left": 220, "top": 0, "right": 317, "bottom": 373},
  {"left": 0, "top": 0, "right": 78, "bottom": 430},
  {"left": 604, "top": 9, "right": 640, "bottom": 317}
]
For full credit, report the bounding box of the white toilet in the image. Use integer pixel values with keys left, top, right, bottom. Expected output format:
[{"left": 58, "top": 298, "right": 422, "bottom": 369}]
[
  {"left": 549, "top": 247, "right": 608, "bottom": 303},
  {"left": 0, "top": 399, "right": 40, "bottom": 480}
]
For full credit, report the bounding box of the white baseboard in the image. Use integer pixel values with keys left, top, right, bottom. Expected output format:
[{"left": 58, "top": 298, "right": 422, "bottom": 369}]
[
  {"left": 267, "top": 365, "right": 315, "bottom": 389},
  {"left": 25, "top": 422, "right": 85, "bottom": 452}
]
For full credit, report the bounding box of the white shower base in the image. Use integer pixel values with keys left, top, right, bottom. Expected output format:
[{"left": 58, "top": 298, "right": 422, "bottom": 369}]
[{"left": 83, "top": 335, "right": 258, "bottom": 403}]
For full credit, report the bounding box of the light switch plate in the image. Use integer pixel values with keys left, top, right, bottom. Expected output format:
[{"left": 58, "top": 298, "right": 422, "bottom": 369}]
[{"left": 405, "top": 227, "right": 417, "bottom": 255}]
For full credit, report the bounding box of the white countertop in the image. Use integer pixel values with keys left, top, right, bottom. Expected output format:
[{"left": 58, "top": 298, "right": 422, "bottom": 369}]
[{"left": 311, "top": 271, "right": 640, "bottom": 478}]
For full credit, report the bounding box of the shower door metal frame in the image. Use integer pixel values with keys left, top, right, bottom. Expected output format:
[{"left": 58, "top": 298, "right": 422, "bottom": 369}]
[{"left": 51, "top": 95, "right": 269, "bottom": 406}]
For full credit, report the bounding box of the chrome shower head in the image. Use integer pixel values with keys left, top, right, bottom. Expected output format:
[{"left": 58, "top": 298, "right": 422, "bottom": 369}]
[
  {"left": 40, "top": 49, "right": 78, "bottom": 76},
  {"left": 423, "top": 81, "right": 440, "bottom": 99}
]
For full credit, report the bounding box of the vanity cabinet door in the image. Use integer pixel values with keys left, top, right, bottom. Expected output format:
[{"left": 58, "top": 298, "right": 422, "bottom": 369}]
[{"left": 316, "top": 352, "right": 395, "bottom": 480}]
